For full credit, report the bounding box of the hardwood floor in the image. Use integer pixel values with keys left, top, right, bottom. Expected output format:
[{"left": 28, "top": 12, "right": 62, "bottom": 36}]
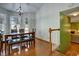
[
  {"left": 9, "top": 40, "right": 79, "bottom": 56},
  {"left": 3, "top": 39, "right": 79, "bottom": 56},
  {"left": 65, "top": 42, "right": 79, "bottom": 56},
  {"left": 7, "top": 39, "right": 63, "bottom": 56},
  {"left": 10, "top": 39, "right": 51, "bottom": 56},
  {"left": 2, "top": 39, "right": 73, "bottom": 56}
]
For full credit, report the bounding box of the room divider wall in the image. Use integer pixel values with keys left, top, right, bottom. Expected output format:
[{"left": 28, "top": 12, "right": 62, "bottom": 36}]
[{"left": 58, "top": 12, "right": 71, "bottom": 53}]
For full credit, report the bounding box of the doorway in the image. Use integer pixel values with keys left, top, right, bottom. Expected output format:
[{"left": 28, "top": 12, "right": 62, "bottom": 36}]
[{"left": 59, "top": 7, "right": 79, "bottom": 55}]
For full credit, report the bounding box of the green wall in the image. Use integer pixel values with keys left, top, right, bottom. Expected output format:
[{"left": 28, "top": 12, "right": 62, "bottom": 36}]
[
  {"left": 71, "top": 22, "right": 79, "bottom": 30},
  {"left": 58, "top": 12, "right": 71, "bottom": 53}
]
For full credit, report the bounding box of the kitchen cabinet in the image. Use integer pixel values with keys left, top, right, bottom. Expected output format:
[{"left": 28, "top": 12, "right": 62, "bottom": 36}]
[
  {"left": 71, "top": 33, "right": 79, "bottom": 43},
  {"left": 70, "top": 16, "right": 79, "bottom": 22}
]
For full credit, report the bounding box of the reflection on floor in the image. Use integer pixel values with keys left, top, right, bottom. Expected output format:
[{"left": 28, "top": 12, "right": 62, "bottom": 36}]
[
  {"left": 65, "top": 42, "right": 79, "bottom": 56},
  {"left": 9, "top": 39, "right": 50, "bottom": 56},
  {"left": 4, "top": 39, "right": 79, "bottom": 56},
  {"left": 7, "top": 39, "right": 63, "bottom": 56},
  {"left": 8, "top": 40, "right": 79, "bottom": 56}
]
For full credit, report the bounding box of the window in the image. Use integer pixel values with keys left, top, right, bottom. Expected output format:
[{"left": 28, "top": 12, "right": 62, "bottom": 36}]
[
  {"left": 0, "top": 13, "right": 6, "bottom": 34},
  {"left": 25, "top": 24, "right": 29, "bottom": 33},
  {"left": 24, "top": 18, "right": 29, "bottom": 33},
  {"left": 17, "top": 24, "right": 20, "bottom": 34},
  {"left": 10, "top": 16, "right": 29, "bottom": 33},
  {"left": 10, "top": 16, "right": 18, "bottom": 33}
]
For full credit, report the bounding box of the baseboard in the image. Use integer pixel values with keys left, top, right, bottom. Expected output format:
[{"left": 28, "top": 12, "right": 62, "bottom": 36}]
[
  {"left": 35, "top": 37, "right": 57, "bottom": 46},
  {"left": 35, "top": 37, "right": 50, "bottom": 44}
]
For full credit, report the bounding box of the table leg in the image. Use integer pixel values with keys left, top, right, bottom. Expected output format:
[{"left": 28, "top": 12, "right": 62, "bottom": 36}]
[{"left": 8, "top": 45, "right": 10, "bottom": 55}]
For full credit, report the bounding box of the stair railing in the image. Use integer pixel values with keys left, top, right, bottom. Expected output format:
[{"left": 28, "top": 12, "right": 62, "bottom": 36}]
[{"left": 49, "top": 28, "right": 60, "bottom": 55}]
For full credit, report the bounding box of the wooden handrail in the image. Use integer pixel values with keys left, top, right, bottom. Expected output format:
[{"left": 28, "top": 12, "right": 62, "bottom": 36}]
[
  {"left": 49, "top": 28, "right": 60, "bottom": 42},
  {"left": 49, "top": 28, "right": 60, "bottom": 31},
  {"left": 49, "top": 28, "right": 60, "bottom": 55}
]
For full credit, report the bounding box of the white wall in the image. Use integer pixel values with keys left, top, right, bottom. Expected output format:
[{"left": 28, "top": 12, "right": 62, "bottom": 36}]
[{"left": 36, "top": 3, "right": 79, "bottom": 50}]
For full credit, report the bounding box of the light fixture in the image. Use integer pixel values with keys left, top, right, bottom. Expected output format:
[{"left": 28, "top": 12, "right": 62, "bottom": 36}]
[
  {"left": 73, "top": 13, "right": 78, "bottom": 16},
  {"left": 16, "top": 3, "right": 24, "bottom": 16},
  {"left": 16, "top": 3, "right": 24, "bottom": 31},
  {"left": 68, "top": 12, "right": 79, "bottom": 16}
]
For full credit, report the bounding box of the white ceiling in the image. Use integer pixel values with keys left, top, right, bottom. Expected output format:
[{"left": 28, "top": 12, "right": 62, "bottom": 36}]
[
  {"left": 0, "top": 3, "right": 43, "bottom": 13},
  {"left": 62, "top": 6, "right": 79, "bottom": 16}
]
